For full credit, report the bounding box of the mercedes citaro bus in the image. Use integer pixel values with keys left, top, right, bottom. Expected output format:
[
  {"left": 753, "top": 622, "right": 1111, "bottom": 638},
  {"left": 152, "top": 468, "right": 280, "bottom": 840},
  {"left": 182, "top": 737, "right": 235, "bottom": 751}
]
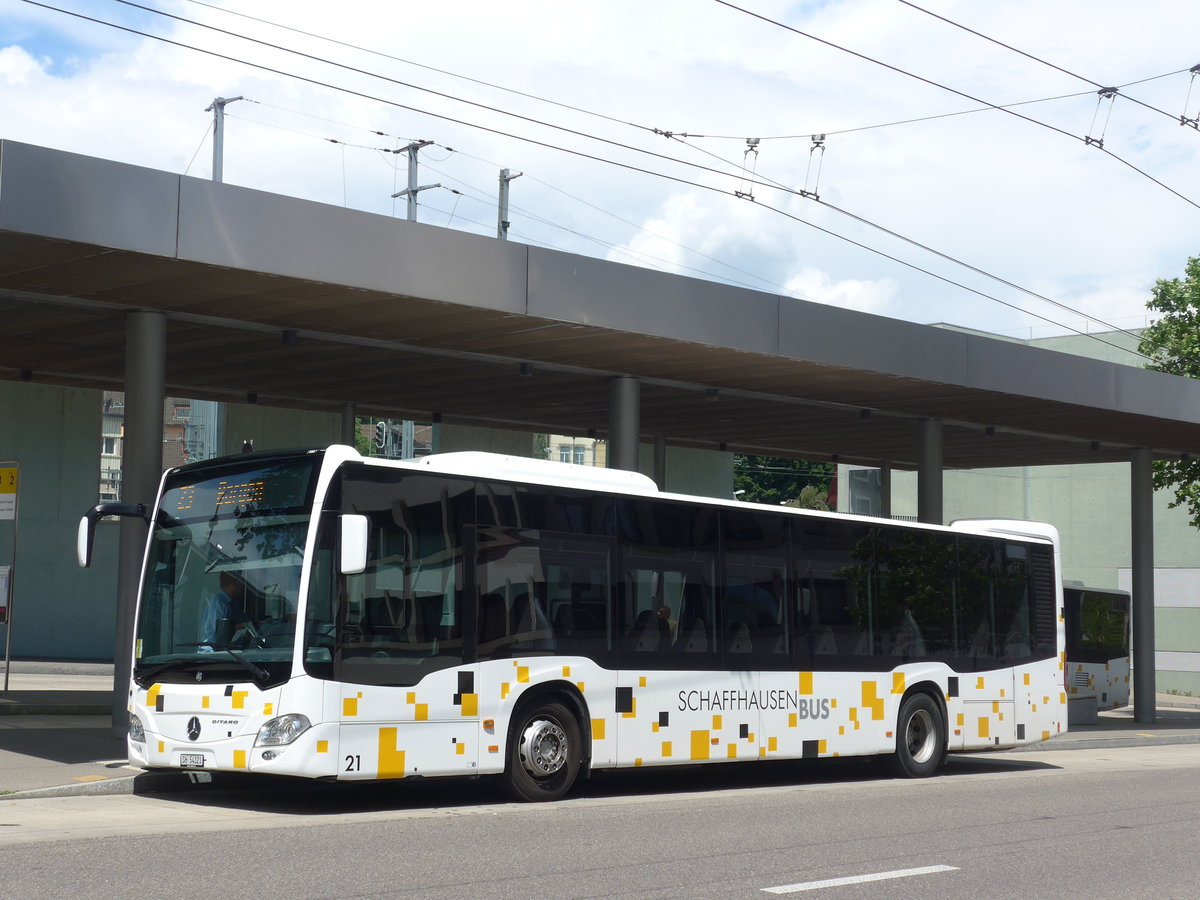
[{"left": 79, "top": 445, "right": 1066, "bottom": 800}]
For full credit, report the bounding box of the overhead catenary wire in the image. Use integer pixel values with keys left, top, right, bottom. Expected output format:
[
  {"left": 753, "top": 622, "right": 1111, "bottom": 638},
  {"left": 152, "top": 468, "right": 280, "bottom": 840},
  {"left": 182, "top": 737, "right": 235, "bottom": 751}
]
[
  {"left": 23, "top": 0, "right": 1162, "bottom": 359},
  {"left": 712, "top": 0, "right": 1200, "bottom": 211},
  {"left": 896, "top": 0, "right": 1198, "bottom": 127},
  {"left": 99, "top": 0, "right": 1194, "bottom": 344}
]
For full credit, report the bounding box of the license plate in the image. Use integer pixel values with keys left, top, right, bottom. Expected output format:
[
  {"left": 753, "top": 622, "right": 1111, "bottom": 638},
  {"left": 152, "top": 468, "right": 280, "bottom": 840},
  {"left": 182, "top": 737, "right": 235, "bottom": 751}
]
[{"left": 179, "top": 753, "right": 205, "bottom": 768}]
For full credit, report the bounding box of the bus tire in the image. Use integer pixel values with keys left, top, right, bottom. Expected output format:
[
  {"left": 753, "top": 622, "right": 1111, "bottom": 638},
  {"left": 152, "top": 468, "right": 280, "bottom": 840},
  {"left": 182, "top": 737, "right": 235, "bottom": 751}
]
[
  {"left": 503, "top": 700, "right": 581, "bottom": 802},
  {"left": 886, "top": 692, "right": 945, "bottom": 778}
]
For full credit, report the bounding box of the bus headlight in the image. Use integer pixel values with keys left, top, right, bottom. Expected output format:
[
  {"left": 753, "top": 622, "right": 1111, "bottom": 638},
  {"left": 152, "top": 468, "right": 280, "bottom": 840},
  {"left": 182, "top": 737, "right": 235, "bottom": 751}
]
[
  {"left": 129, "top": 713, "right": 146, "bottom": 743},
  {"left": 255, "top": 714, "right": 312, "bottom": 747}
]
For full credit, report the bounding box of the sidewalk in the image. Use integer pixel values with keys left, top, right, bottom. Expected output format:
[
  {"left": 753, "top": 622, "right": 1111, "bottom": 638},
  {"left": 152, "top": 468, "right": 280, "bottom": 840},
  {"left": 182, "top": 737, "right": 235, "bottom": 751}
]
[{"left": 2, "top": 661, "right": 1200, "bottom": 799}]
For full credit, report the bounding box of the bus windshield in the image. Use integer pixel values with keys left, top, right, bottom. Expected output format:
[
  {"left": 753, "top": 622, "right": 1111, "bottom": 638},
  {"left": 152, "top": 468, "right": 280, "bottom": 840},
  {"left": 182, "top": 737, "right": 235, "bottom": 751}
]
[{"left": 133, "top": 451, "right": 322, "bottom": 687}]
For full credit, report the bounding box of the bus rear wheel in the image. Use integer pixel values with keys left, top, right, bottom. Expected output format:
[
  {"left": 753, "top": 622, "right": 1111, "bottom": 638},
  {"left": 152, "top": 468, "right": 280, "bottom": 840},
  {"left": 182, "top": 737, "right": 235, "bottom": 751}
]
[
  {"left": 503, "top": 700, "right": 581, "bottom": 802},
  {"left": 886, "top": 692, "right": 945, "bottom": 778}
]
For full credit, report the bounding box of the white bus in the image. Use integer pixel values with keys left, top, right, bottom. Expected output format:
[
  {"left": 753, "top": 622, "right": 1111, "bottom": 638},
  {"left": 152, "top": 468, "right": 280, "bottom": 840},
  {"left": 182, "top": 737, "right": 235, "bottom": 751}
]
[
  {"left": 79, "top": 445, "right": 1066, "bottom": 801},
  {"left": 1063, "top": 584, "right": 1130, "bottom": 711}
]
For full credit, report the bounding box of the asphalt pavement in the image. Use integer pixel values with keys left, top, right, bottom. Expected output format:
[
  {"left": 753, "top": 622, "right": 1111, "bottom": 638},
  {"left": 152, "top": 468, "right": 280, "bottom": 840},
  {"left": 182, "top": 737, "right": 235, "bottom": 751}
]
[{"left": 3, "top": 659, "right": 1200, "bottom": 801}]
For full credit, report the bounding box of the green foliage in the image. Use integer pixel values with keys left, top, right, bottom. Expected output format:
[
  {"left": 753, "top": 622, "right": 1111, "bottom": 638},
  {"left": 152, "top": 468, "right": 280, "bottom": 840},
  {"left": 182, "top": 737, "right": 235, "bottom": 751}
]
[
  {"left": 352, "top": 418, "right": 372, "bottom": 456},
  {"left": 780, "top": 484, "right": 831, "bottom": 511},
  {"left": 1138, "top": 256, "right": 1200, "bottom": 529},
  {"left": 734, "top": 455, "right": 833, "bottom": 506}
]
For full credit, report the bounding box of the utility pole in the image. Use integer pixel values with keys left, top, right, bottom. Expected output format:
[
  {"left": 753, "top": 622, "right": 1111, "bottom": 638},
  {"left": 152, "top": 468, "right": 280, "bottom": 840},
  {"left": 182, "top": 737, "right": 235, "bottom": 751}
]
[
  {"left": 497, "top": 168, "right": 522, "bottom": 239},
  {"left": 204, "top": 96, "right": 243, "bottom": 183},
  {"left": 390, "top": 140, "right": 440, "bottom": 222}
]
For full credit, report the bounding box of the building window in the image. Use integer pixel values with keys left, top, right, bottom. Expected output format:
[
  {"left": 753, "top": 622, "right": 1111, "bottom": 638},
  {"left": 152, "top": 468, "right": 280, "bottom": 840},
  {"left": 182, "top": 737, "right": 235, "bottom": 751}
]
[
  {"left": 102, "top": 436, "right": 117, "bottom": 455},
  {"left": 573, "top": 446, "right": 586, "bottom": 466},
  {"left": 559, "top": 446, "right": 571, "bottom": 463}
]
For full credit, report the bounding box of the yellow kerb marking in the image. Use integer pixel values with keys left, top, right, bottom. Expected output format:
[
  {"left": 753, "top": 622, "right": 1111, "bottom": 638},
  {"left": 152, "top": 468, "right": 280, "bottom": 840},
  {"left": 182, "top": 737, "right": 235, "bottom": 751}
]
[
  {"left": 892, "top": 672, "right": 906, "bottom": 695},
  {"left": 460, "top": 693, "right": 478, "bottom": 717},
  {"left": 690, "top": 730, "right": 711, "bottom": 761},
  {"left": 591, "top": 719, "right": 606, "bottom": 740},
  {"left": 316, "top": 741, "right": 329, "bottom": 753},
  {"left": 799, "top": 671, "right": 813, "bottom": 694},
  {"left": 72, "top": 775, "right": 109, "bottom": 783},
  {"left": 378, "top": 727, "right": 406, "bottom": 779},
  {"left": 233, "top": 750, "right": 247, "bottom": 769}
]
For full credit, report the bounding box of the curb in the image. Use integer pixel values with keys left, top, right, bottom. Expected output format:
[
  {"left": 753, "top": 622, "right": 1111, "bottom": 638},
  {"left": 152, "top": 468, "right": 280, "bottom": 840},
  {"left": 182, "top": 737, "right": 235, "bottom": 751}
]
[{"left": 0, "top": 703, "right": 112, "bottom": 716}]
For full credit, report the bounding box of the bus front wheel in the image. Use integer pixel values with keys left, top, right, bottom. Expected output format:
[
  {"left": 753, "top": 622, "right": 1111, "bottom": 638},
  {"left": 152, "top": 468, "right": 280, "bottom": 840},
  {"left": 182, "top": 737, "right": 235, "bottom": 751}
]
[
  {"left": 886, "top": 692, "right": 945, "bottom": 778},
  {"left": 503, "top": 700, "right": 581, "bottom": 802}
]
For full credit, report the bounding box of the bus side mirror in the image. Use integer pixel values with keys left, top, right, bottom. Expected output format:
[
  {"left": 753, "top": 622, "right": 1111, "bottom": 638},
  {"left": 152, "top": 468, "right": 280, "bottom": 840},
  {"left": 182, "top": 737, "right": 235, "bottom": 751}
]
[
  {"left": 77, "top": 503, "right": 149, "bottom": 568},
  {"left": 339, "top": 514, "right": 369, "bottom": 575}
]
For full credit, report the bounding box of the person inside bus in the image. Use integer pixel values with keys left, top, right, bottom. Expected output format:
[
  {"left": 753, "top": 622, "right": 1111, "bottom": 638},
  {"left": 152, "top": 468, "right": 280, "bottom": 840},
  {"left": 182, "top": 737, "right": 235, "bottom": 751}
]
[{"left": 198, "top": 571, "right": 248, "bottom": 651}]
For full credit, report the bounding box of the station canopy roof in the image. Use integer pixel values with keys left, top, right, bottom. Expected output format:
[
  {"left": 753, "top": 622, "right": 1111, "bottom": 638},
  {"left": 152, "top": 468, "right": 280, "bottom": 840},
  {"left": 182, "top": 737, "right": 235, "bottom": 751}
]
[{"left": 3, "top": 139, "right": 1200, "bottom": 471}]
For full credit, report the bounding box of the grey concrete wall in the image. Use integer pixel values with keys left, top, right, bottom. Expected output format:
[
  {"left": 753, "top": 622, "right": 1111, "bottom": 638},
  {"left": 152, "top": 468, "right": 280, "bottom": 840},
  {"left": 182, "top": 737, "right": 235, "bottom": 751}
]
[
  {"left": 221, "top": 403, "right": 341, "bottom": 456},
  {"left": 0, "top": 382, "right": 119, "bottom": 660},
  {"left": 640, "top": 444, "right": 735, "bottom": 500},
  {"left": 437, "top": 424, "right": 537, "bottom": 457}
]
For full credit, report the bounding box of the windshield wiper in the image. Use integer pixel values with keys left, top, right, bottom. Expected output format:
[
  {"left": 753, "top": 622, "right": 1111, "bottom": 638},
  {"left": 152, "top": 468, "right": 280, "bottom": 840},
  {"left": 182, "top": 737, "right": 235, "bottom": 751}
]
[
  {"left": 219, "top": 649, "right": 271, "bottom": 686},
  {"left": 134, "top": 651, "right": 270, "bottom": 688}
]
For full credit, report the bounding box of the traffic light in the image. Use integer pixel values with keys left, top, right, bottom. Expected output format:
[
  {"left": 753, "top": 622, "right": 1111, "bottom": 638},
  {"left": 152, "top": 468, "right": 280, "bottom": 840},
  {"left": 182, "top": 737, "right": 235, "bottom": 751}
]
[{"left": 374, "top": 421, "right": 386, "bottom": 450}]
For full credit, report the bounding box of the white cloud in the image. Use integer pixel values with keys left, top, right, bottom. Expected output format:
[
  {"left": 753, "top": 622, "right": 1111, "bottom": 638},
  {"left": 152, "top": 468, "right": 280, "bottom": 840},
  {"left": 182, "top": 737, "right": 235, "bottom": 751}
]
[{"left": 783, "top": 267, "right": 898, "bottom": 314}]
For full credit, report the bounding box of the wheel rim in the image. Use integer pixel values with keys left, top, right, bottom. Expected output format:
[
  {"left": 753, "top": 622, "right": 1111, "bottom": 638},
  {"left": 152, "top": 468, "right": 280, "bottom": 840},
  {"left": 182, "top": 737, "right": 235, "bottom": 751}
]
[
  {"left": 906, "top": 708, "right": 937, "bottom": 764},
  {"left": 518, "top": 717, "right": 569, "bottom": 778}
]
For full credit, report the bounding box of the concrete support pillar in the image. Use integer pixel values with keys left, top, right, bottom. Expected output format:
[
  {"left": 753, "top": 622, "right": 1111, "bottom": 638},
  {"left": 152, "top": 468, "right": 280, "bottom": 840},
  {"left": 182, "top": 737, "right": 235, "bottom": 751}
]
[
  {"left": 113, "top": 311, "right": 166, "bottom": 735},
  {"left": 879, "top": 460, "right": 892, "bottom": 519},
  {"left": 608, "top": 376, "right": 640, "bottom": 472},
  {"left": 917, "top": 419, "right": 943, "bottom": 525},
  {"left": 653, "top": 434, "right": 667, "bottom": 490},
  {"left": 1131, "top": 447, "right": 1157, "bottom": 724},
  {"left": 341, "top": 402, "right": 356, "bottom": 446}
]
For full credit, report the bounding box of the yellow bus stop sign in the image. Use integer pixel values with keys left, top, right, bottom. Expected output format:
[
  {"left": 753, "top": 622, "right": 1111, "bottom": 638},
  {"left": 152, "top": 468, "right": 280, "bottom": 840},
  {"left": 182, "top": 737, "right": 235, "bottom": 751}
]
[{"left": 0, "top": 466, "right": 15, "bottom": 521}]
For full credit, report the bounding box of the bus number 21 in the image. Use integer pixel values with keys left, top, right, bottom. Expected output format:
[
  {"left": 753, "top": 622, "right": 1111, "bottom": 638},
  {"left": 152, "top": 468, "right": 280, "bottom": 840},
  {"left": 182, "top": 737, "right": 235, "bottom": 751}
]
[{"left": 344, "top": 754, "right": 361, "bottom": 772}]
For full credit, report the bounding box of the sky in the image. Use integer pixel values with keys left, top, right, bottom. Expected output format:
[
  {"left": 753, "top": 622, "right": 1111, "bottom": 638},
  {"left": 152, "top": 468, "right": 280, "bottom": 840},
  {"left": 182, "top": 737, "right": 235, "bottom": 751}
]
[{"left": 3, "top": 0, "right": 1200, "bottom": 349}]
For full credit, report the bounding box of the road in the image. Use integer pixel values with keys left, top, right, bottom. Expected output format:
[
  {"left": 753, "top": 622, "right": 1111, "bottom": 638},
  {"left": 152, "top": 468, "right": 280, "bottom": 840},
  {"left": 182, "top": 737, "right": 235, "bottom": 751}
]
[{"left": 1, "top": 745, "right": 1198, "bottom": 898}]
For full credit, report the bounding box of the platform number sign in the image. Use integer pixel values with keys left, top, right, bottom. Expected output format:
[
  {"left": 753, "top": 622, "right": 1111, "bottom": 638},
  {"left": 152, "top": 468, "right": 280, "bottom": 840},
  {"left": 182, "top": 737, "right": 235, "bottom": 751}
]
[{"left": 0, "top": 467, "right": 15, "bottom": 520}]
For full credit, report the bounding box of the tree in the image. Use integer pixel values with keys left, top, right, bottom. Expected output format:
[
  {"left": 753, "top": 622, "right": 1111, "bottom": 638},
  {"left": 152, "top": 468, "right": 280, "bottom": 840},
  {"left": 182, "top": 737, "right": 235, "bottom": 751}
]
[
  {"left": 733, "top": 455, "right": 833, "bottom": 506},
  {"left": 1137, "top": 255, "right": 1200, "bottom": 528}
]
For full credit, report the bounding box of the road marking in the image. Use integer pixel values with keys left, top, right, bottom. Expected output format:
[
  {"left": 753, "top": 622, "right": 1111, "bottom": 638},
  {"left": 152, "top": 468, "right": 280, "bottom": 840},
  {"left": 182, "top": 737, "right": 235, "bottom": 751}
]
[{"left": 762, "top": 864, "right": 959, "bottom": 894}]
